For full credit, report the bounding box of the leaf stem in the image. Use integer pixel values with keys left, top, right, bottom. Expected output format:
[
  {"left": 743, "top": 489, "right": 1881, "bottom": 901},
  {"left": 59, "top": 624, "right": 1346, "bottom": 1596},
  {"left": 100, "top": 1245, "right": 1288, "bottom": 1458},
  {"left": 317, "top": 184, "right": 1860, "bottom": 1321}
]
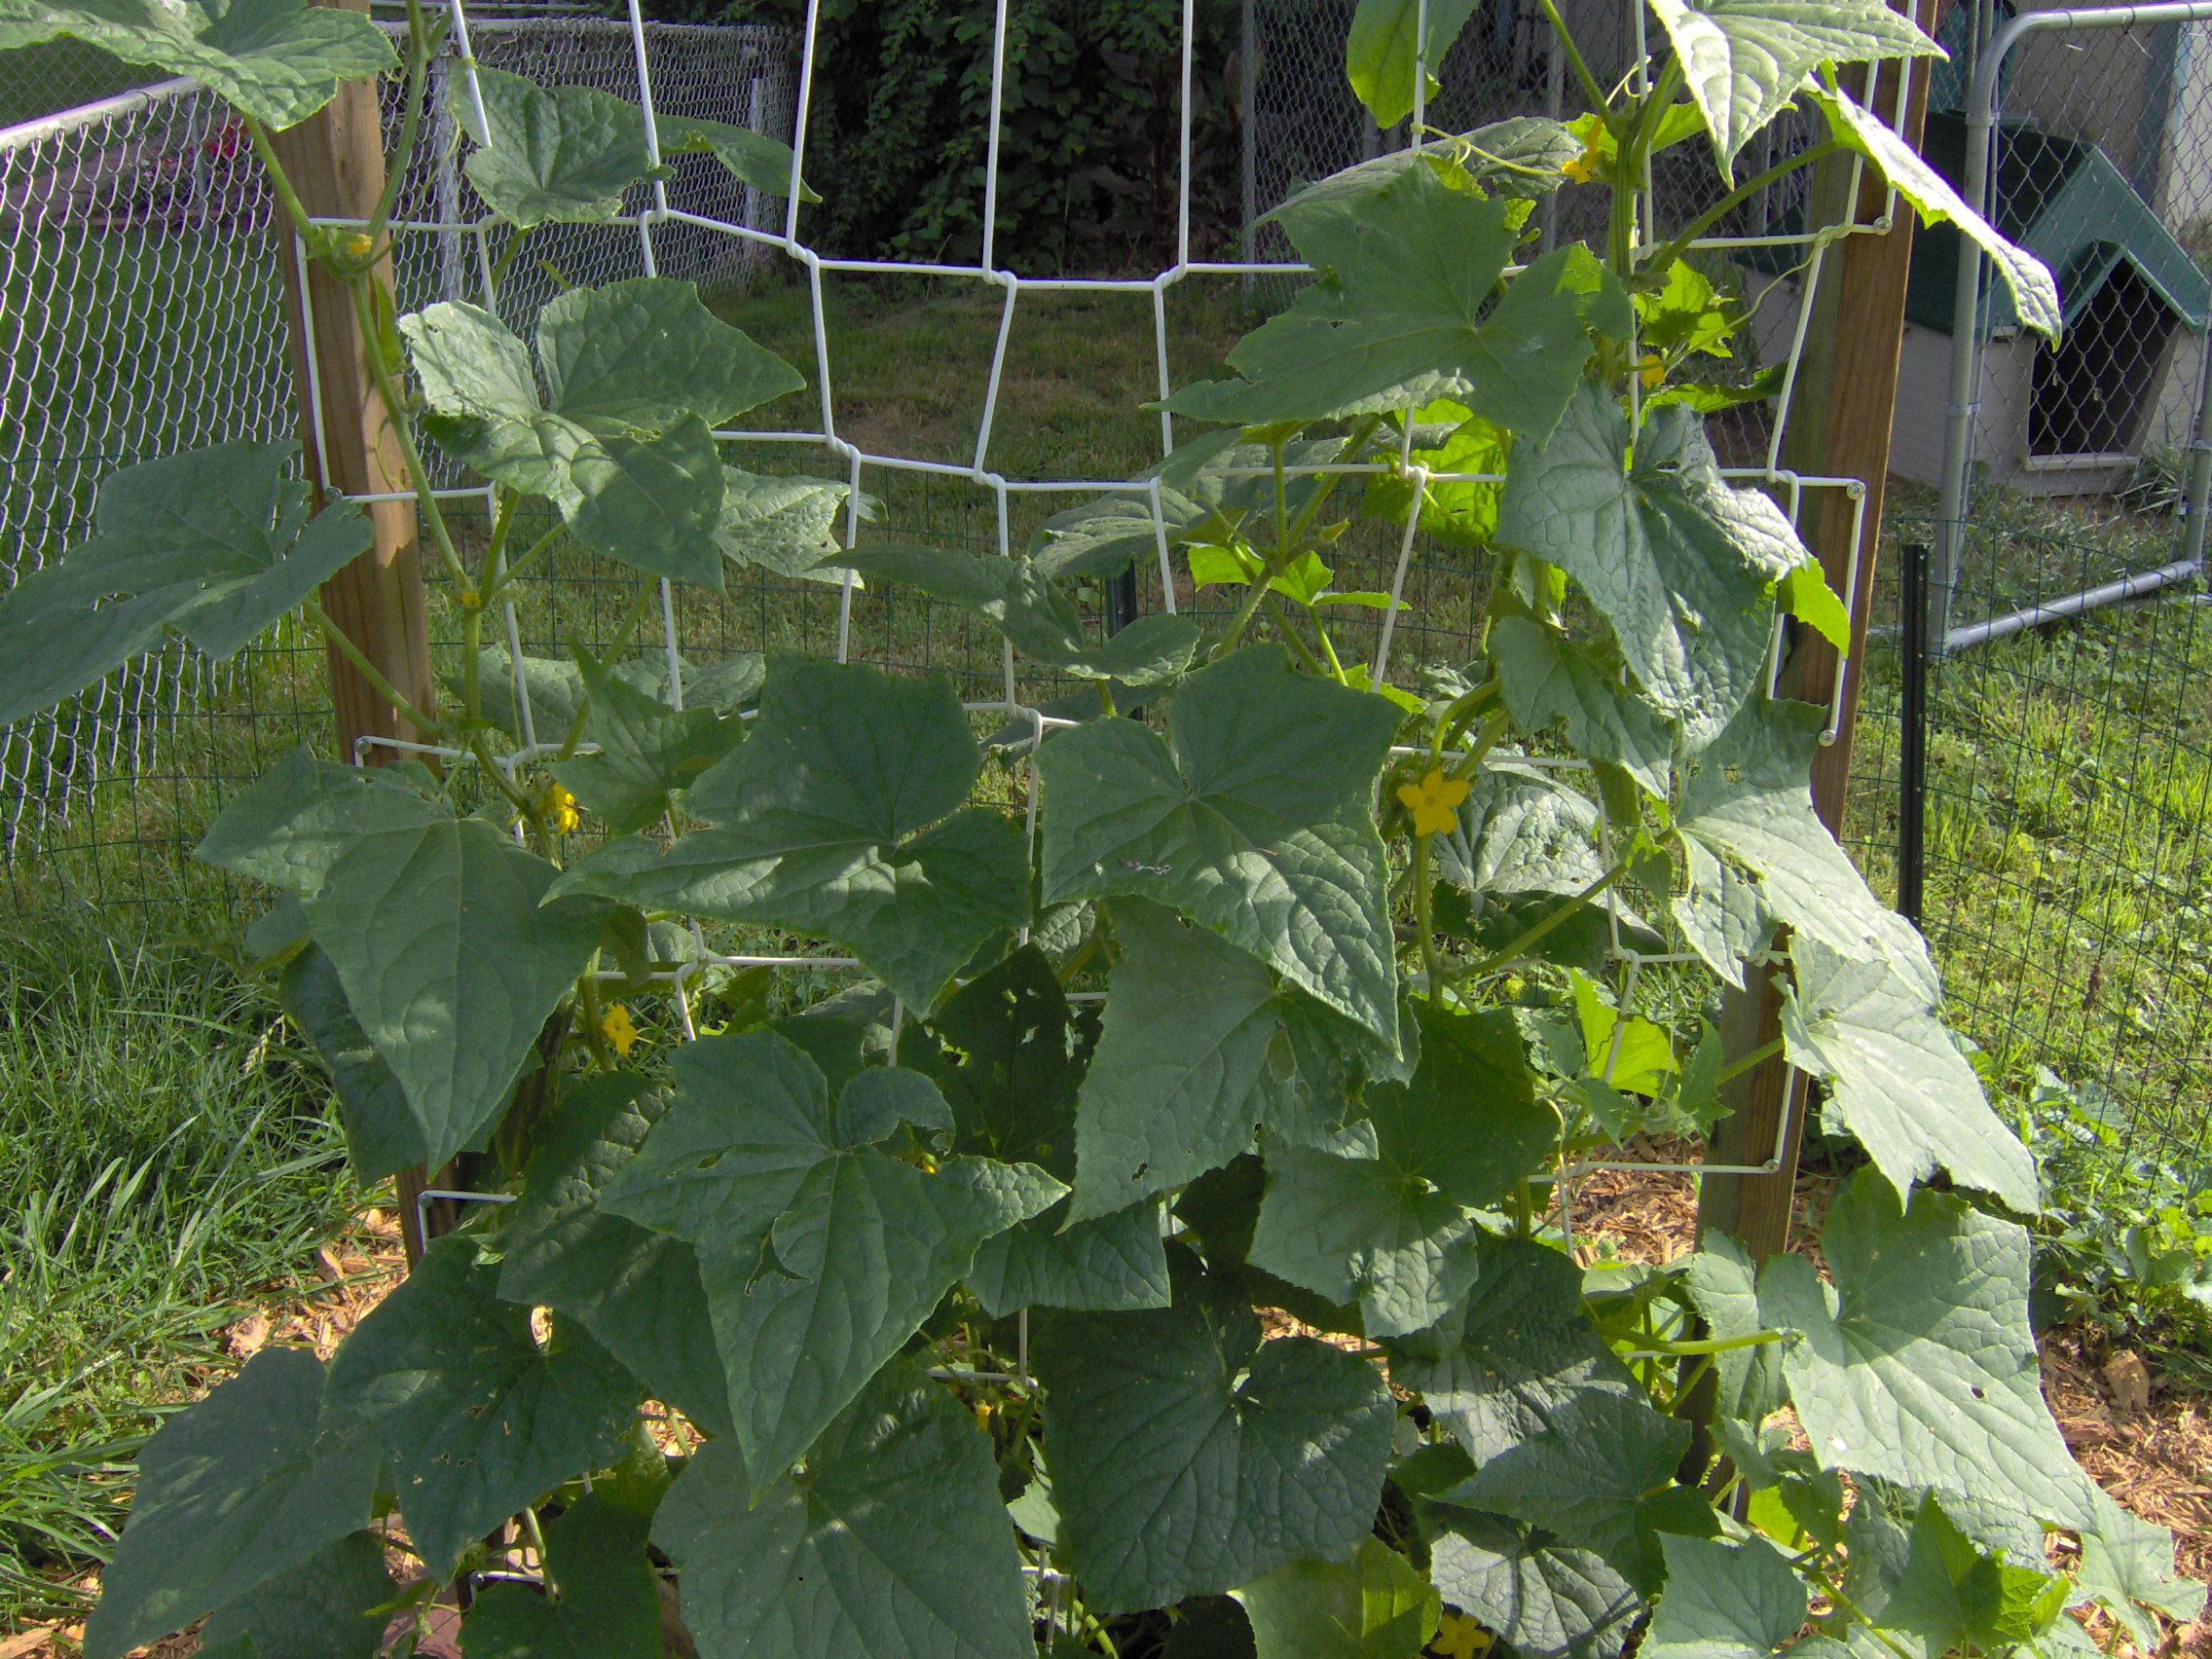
[
  {"left": 488, "top": 521, "right": 565, "bottom": 600},
  {"left": 241, "top": 117, "right": 314, "bottom": 239},
  {"left": 1258, "top": 591, "right": 1328, "bottom": 675},
  {"left": 1536, "top": 0, "right": 1610, "bottom": 120},
  {"left": 303, "top": 597, "right": 442, "bottom": 740},
  {"left": 1595, "top": 1323, "right": 1785, "bottom": 1356},
  {"left": 575, "top": 960, "right": 615, "bottom": 1071},
  {"left": 1412, "top": 832, "right": 1447, "bottom": 996},
  {"left": 1638, "top": 141, "right": 1844, "bottom": 279},
  {"left": 368, "top": 0, "right": 445, "bottom": 240},
  {"left": 1714, "top": 1034, "right": 1786, "bottom": 1087},
  {"left": 1463, "top": 856, "right": 1631, "bottom": 977}
]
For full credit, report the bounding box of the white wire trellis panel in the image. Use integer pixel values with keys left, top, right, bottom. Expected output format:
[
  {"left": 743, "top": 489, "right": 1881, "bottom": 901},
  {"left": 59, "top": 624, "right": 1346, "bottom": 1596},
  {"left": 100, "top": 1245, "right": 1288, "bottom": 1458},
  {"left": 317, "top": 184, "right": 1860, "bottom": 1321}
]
[
  {"left": 0, "top": 22, "right": 797, "bottom": 883},
  {"left": 298, "top": 0, "right": 1905, "bottom": 1218}
]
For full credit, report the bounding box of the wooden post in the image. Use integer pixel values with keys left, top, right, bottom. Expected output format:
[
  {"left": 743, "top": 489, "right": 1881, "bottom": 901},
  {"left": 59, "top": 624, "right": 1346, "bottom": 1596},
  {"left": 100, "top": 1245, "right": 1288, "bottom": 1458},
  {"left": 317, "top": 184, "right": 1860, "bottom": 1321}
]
[
  {"left": 269, "top": 0, "right": 437, "bottom": 771},
  {"left": 267, "top": 0, "right": 444, "bottom": 1264},
  {"left": 1698, "top": 11, "right": 1938, "bottom": 1261}
]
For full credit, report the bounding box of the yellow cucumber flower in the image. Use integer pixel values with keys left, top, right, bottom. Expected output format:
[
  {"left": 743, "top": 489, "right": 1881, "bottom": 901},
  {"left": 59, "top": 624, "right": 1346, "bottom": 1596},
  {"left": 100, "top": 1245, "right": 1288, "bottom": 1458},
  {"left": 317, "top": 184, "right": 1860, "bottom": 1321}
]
[
  {"left": 1433, "top": 1610, "right": 1493, "bottom": 1659},
  {"left": 344, "top": 232, "right": 373, "bottom": 259},
  {"left": 602, "top": 1002, "right": 637, "bottom": 1057},
  {"left": 1640, "top": 352, "right": 1667, "bottom": 389},
  {"left": 1396, "top": 767, "right": 1470, "bottom": 837},
  {"left": 544, "top": 783, "right": 579, "bottom": 833},
  {"left": 1561, "top": 147, "right": 1599, "bottom": 183}
]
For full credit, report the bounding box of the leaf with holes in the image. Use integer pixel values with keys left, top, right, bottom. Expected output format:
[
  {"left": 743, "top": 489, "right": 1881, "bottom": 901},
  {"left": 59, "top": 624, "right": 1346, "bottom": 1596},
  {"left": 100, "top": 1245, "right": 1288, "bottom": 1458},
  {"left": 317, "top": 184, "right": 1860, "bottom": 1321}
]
[
  {"left": 552, "top": 655, "right": 1029, "bottom": 1010},
  {"left": 0, "top": 441, "right": 370, "bottom": 727},
  {"left": 717, "top": 468, "right": 857, "bottom": 581},
  {"left": 1758, "top": 1171, "right": 2097, "bottom": 1531}
]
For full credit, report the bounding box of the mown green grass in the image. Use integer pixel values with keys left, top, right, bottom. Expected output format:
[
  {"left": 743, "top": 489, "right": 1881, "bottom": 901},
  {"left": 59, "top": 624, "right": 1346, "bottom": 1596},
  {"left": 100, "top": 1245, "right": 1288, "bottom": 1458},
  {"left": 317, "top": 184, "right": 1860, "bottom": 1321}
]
[{"left": 0, "top": 911, "right": 363, "bottom": 1626}]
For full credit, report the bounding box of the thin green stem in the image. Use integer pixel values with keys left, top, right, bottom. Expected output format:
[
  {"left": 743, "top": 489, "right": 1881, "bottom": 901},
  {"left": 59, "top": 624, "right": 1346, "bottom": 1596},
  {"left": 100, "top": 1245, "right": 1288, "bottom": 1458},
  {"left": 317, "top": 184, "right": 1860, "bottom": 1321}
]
[
  {"left": 343, "top": 276, "right": 472, "bottom": 590},
  {"left": 461, "top": 599, "right": 486, "bottom": 729},
  {"left": 1212, "top": 562, "right": 1276, "bottom": 659},
  {"left": 1431, "top": 675, "right": 1500, "bottom": 764},
  {"left": 1271, "top": 437, "right": 1289, "bottom": 565},
  {"left": 487, "top": 521, "right": 565, "bottom": 600},
  {"left": 557, "top": 583, "right": 660, "bottom": 763},
  {"left": 242, "top": 118, "right": 314, "bottom": 238},
  {"left": 1536, "top": 0, "right": 1609, "bottom": 119},
  {"left": 1412, "top": 834, "right": 1447, "bottom": 997},
  {"left": 1446, "top": 708, "right": 1515, "bottom": 781},
  {"left": 1094, "top": 679, "right": 1118, "bottom": 717},
  {"left": 367, "top": 0, "right": 443, "bottom": 239},
  {"left": 1463, "top": 856, "right": 1631, "bottom": 977},
  {"left": 1714, "top": 1035, "right": 1786, "bottom": 1088},
  {"left": 1282, "top": 414, "right": 1383, "bottom": 549},
  {"left": 1258, "top": 592, "right": 1328, "bottom": 674},
  {"left": 302, "top": 598, "right": 442, "bottom": 739},
  {"left": 1639, "top": 142, "right": 1844, "bottom": 279},
  {"left": 1594, "top": 1324, "right": 1785, "bottom": 1357},
  {"left": 489, "top": 224, "right": 529, "bottom": 293},
  {"left": 518, "top": 1505, "right": 551, "bottom": 1591},
  {"left": 576, "top": 962, "right": 615, "bottom": 1072}
]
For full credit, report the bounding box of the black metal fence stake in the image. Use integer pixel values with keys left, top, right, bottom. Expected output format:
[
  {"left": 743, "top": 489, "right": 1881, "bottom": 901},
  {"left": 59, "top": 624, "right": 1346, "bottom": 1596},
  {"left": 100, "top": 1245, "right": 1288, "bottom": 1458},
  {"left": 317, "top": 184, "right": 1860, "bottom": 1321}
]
[{"left": 1898, "top": 540, "right": 1930, "bottom": 928}]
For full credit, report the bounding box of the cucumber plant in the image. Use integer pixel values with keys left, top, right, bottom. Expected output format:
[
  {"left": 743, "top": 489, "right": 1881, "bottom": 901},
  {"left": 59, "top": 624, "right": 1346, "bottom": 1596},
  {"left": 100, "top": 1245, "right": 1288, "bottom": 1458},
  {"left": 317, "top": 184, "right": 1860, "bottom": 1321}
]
[{"left": 0, "top": 0, "right": 2197, "bottom": 1654}]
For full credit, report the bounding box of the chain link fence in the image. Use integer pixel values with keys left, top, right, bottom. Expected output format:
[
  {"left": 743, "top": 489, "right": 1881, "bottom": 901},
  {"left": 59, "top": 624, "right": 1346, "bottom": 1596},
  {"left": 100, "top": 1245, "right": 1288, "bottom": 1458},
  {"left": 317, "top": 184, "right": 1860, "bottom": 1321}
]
[
  {"left": 1847, "top": 5, "right": 2212, "bottom": 1158},
  {"left": 0, "top": 19, "right": 798, "bottom": 912}
]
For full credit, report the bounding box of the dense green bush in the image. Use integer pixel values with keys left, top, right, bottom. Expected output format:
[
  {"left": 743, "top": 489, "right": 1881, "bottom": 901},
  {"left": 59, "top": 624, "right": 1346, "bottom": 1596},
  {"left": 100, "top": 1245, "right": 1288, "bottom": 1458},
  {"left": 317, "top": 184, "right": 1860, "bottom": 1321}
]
[{"left": 660, "top": 0, "right": 1243, "bottom": 270}]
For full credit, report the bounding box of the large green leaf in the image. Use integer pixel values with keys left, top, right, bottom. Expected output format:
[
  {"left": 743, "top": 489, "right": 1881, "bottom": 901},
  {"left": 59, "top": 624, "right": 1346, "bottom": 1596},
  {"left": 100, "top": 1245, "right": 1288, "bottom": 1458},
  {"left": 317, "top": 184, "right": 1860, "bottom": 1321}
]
[
  {"left": 1068, "top": 899, "right": 1294, "bottom": 1224},
  {"left": 1498, "top": 387, "right": 1800, "bottom": 744},
  {"left": 464, "top": 1493, "right": 662, "bottom": 1659},
  {"left": 2075, "top": 1489, "right": 2207, "bottom": 1646},
  {"left": 653, "top": 1360, "right": 1036, "bottom": 1659},
  {"left": 1674, "top": 696, "right": 1904, "bottom": 964},
  {"left": 497, "top": 1072, "right": 734, "bottom": 1437},
  {"left": 1447, "top": 1378, "right": 1693, "bottom": 1590},
  {"left": 1039, "top": 645, "right": 1402, "bottom": 1046},
  {"left": 1646, "top": 0, "right": 1938, "bottom": 173},
  {"left": 1847, "top": 1492, "right": 2066, "bottom": 1658},
  {"left": 402, "top": 278, "right": 801, "bottom": 585},
  {"left": 1234, "top": 1537, "right": 1442, "bottom": 1659},
  {"left": 197, "top": 1531, "right": 394, "bottom": 1659},
  {"left": 1807, "top": 79, "right": 2061, "bottom": 340},
  {"left": 0, "top": 441, "right": 370, "bottom": 727},
  {"left": 325, "top": 1237, "right": 643, "bottom": 1576},
  {"left": 278, "top": 942, "right": 426, "bottom": 1181},
  {"left": 716, "top": 467, "right": 857, "bottom": 581},
  {"left": 305, "top": 813, "right": 608, "bottom": 1171},
  {"left": 1345, "top": 0, "right": 1482, "bottom": 127},
  {"left": 552, "top": 656, "right": 1029, "bottom": 1011},
  {"left": 1679, "top": 1234, "right": 1785, "bottom": 1424},
  {"left": 1488, "top": 615, "right": 1674, "bottom": 800},
  {"left": 1385, "top": 1233, "right": 1635, "bottom": 1465},
  {"left": 1437, "top": 764, "right": 1611, "bottom": 902},
  {"left": 83, "top": 1349, "right": 382, "bottom": 1659},
  {"left": 452, "top": 66, "right": 812, "bottom": 230},
  {"left": 0, "top": 0, "right": 395, "bottom": 129},
  {"left": 548, "top": 645, "right": 746, "bottom": 834},
  {"left": 1643, "top": 1535, "right": 1808, "bottom": 1659},
  {"left": 599, "top": 1031, "right": 1060, "bottom": 1490},
  {"left": 1028, "top": 482, "right": 1212, "bottom": 581},
  {"left": 195, "top": 747, "right": 443, "bottom": 898},
  {"left": 1758, "top": 1171, "right": 2098, "bottom": 1531},
  {"left": 1166, "top": 166, "right": 1592, "bottom": 434},
  {"left": 830, "top": 543, "right": 1199, "bottom": 685},
  {"left": 1363, "top": 402, "right": 1509, "bottom": 549},
  {"left": 1783, "top": 934, "right": 2038, "bottom": 1212},
  {"left": 1265, "top": 119, "right": 1583, "bottom": 222},
  {"left": 1251, "top": 1002, "right": 1554, "bottom": 1338},
  {"left": 1423, "top": 1507, "right": 1641, "bottom": 1659},
  {"left": 1032, "top": 1247, "right": 1396, "bottom": 1613},
  {"left": 900, "top": 944, "right": 1171, "bottom": 1314}
]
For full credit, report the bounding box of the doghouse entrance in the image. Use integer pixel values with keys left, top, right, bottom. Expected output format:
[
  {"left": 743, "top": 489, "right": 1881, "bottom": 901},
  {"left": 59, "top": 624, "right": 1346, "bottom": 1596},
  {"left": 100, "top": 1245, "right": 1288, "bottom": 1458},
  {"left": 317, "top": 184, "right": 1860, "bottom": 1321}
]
[{"left": 2029, "top": 261, "right": 2179, "bottom": 459}]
